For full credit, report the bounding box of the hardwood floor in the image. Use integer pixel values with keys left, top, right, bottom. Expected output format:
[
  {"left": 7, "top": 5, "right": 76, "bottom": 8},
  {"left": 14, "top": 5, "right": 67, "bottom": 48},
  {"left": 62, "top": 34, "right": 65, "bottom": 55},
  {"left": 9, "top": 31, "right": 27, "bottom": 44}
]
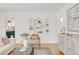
[
  {"left": 12, "top": 43, "right": 64, "bottom": 55},
  {"left": 40, "top": 43, "right": 64, "bottom": 55}
]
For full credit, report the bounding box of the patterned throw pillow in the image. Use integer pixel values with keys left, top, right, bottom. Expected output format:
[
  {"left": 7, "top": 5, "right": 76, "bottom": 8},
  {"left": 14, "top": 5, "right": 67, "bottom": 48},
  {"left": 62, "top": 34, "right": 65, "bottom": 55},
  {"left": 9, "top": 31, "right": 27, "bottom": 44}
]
[
  {"left": 2, "top": 36, "right": 10, "bottom": 45},
  {"left": 0, "top": 36, "right": 4, "bottom": 47}
]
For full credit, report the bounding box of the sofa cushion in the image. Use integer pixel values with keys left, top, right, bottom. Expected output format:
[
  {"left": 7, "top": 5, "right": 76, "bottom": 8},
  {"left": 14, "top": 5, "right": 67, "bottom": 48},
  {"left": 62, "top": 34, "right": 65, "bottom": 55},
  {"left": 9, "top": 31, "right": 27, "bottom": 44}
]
[
  {"left": 2, "top": 36, "right": 10, "bottom": 45},
  {"left": 0, "top": 36, "right": 4, "bottom": 47}
]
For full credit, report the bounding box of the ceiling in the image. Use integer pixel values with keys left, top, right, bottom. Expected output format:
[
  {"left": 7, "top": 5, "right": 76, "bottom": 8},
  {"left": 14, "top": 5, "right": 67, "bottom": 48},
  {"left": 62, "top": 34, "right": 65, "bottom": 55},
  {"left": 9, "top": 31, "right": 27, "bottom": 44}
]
[{"left": 0, "top": 3, "right": 66, "bottom": 12}]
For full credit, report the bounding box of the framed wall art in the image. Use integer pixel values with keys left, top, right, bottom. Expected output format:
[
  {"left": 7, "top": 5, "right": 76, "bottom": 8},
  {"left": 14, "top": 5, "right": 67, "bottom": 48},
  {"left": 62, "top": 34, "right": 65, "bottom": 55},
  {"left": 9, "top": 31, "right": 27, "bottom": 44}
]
[{"left": 29, "top": 17, "right": 49, "bottom": 34}]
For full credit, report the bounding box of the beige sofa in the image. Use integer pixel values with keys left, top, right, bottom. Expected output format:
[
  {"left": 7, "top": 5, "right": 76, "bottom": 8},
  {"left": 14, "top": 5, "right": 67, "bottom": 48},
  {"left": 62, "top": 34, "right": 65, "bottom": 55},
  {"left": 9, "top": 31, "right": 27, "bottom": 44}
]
[{"left": 0, "top": 36, "right": 16, "bottom": 55}]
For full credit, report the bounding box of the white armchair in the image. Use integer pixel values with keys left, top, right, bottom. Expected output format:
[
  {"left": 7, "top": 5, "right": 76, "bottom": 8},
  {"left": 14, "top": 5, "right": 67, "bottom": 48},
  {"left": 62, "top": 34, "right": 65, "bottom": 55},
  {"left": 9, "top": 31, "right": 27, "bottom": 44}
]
[{"left": 28, "top": 34, "right": 40, "bottom": 48}]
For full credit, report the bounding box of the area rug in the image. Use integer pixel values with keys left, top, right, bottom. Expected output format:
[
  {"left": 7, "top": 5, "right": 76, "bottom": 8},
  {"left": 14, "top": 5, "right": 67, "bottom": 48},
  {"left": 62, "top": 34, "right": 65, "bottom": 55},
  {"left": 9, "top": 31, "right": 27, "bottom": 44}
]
[
  {"left": 12, "top": 47, "right": 53, "bottom": 55},
  {"left": 34, "top": 48, "right": 53, "bottom": 55}
]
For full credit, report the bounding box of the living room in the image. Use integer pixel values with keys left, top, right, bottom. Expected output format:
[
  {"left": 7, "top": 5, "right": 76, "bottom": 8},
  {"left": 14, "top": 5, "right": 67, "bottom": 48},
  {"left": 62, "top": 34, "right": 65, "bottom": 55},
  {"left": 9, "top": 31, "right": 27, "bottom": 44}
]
[{"left": 0, "top": 3, "right": 79, "bottom": 55}]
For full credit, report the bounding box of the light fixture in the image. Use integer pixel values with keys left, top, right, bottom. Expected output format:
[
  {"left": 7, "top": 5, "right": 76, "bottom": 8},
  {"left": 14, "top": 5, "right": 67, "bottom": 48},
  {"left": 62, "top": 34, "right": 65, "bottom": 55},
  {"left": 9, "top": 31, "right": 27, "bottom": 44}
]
[{"left": 60, "top": 17, "right": 63, "bottom": 22}]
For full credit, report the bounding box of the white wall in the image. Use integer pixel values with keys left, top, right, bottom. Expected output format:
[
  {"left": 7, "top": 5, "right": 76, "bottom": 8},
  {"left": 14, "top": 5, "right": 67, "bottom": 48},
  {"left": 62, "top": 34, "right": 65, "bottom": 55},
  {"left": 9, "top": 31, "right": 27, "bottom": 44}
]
[
  {"left": 57, "top": 3, "right": 76, "bottom": 34},
  {"left": 0, "top": 11, "right": 58, "bottom": 43},
  {"left": 0, "top": 13, "right": 5, "bottom": 36},
  {"left": 56, "top": 3, "right": 77, "bottom": 44},
  {"left": 0, "top": 4, "right": 76, "bottom": 44}
]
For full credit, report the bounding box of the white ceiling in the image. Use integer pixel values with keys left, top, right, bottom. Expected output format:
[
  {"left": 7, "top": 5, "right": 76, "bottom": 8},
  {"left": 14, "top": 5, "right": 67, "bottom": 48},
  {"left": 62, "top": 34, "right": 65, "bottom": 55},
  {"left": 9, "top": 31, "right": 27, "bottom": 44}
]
[{"left": 0, "top": 3, "right": 66, "bottom": 12}]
